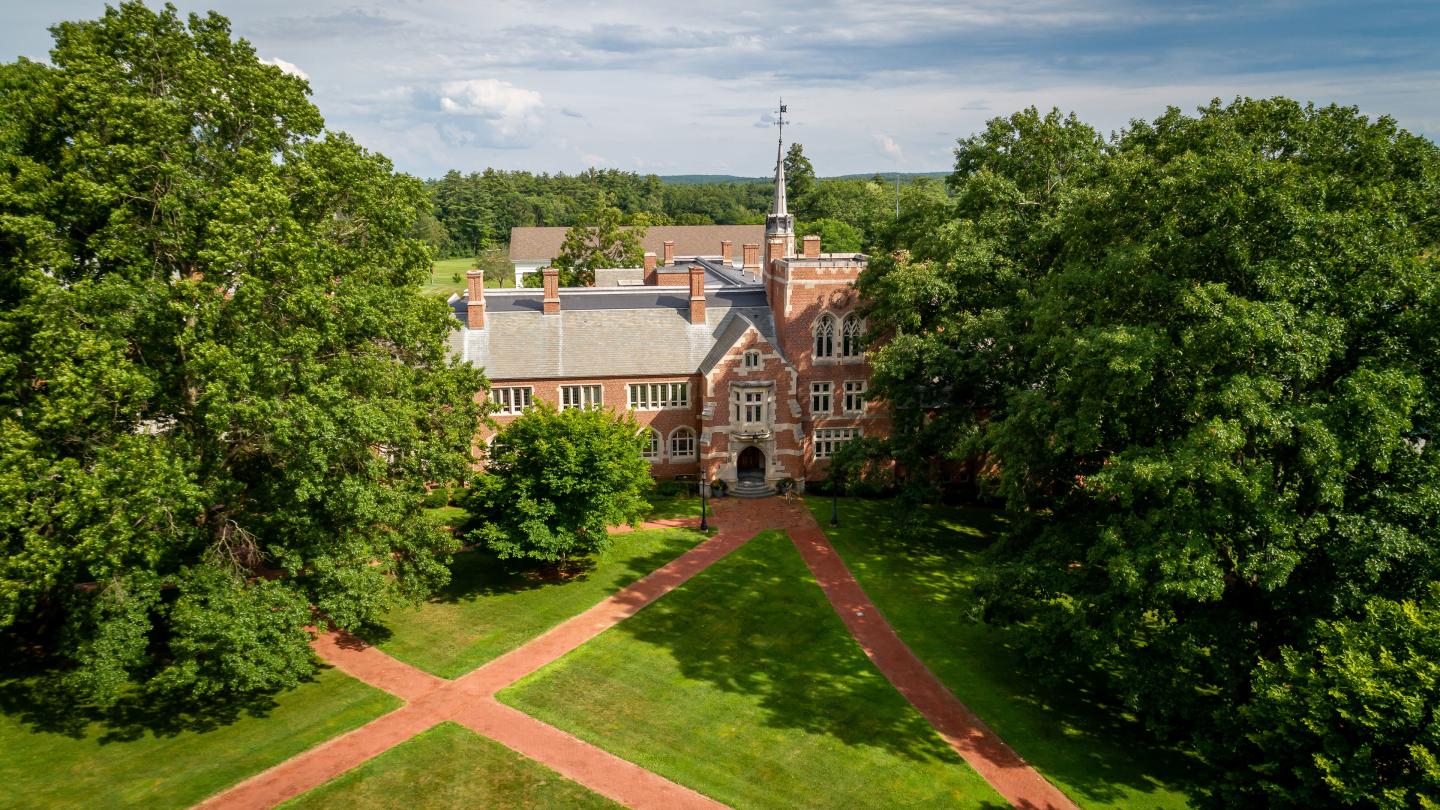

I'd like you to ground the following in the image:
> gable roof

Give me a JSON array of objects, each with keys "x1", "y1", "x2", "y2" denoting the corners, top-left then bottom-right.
[
  {"x1": 508, "y1": 224, "x2": 766, "y2": 263},
  {"x1": 697, "y1": 310, "x2": 787, "y2": 375},
  {"x1": 453, "y1": 287, "x2": 778, "y2": 380}
]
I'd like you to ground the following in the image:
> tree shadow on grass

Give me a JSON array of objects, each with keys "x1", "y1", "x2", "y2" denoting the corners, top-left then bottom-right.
[
  {"x1": 357, "y1": 531, "x2": 700, "y2": 648},
  {"x1": 820, "y1": 497, "x2": 1209, "y2": 807},
  {"x1": 0, "y1": 658, "x2": 326, "y2": 743},
  {"x1": 605, "y1": 530, "x2": 978, "y2": 769}
]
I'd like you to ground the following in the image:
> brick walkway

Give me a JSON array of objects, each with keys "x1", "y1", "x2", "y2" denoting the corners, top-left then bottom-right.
[{"x1": 198, "y1": 498, "x2": 1075, "y2": 810}]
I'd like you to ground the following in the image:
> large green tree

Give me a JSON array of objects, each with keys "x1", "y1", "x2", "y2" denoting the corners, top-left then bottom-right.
[
  {"x1": 465, "y1": 404, "x2": 652, "y2": 562},
  {"x1": 783, "y1": 142, "x2": 817, "y2": 217},
  {"x1": 0, "y1": 3, "x2": 485, "y2": 709},
  {"x1": 860, "y1": 99, "x2": 1440, "y2": 805},
  {"x1": 546, "y1": 194, "x2": 645, "y2": 287}
]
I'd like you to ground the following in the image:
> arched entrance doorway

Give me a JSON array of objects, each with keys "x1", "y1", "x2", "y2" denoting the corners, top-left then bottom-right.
[{"x1": 736, "y1": 446, "x2": 765, "y2": 481}]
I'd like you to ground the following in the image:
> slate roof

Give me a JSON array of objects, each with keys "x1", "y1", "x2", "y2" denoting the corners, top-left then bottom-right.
[
  {"x1": 508, "y1": 225, "x2": 765, "y2": 263},
  {"x1": 451, "y1": 286, "x2": 777, "y2": 380}
]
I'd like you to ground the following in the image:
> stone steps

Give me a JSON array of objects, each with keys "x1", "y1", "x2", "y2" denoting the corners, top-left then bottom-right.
[{"x1": 730, "y1": 478, "x2": 775, "y2": 499}]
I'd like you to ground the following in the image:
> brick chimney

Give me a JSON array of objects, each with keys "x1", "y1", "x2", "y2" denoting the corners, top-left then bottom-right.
[
  {"x1": 688, "y1": 265, "x2": 706, "y2": 324},
  {"x1": 742, "y1": 243, "x2": 760, "y2": 273},
  {"x1": 662, "y1": 240, "x2": 675, "y2": 265},
  {"x1": 542, "y1": 267, "x2": 560, "y2": 315},
  {"x1": 803, "y1": 234, "x2": 821, "y2": 258},
  {"x1": 643, "y1": 251, "x2": 657, "y2": 284},
  {"x1": 466, "y1": 269, "x2": 486, "y2": 328},
  {"x1": 765, "y1": 237, "x2": 785, "y2": 273},
  {"x1": 720, "y1": 240, "x2": 733, "y2": 264}
]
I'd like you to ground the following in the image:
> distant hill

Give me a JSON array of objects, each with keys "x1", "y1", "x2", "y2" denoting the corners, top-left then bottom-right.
[
  {"x1": 829, "y1": 171, "x2": 950, "y2": 182},
  {"x1": 656, "y1": 171, "x2": 949, "y2": 185},
  {"x1": 657, "y1": 174, "x2": 767, "y2": 185}
]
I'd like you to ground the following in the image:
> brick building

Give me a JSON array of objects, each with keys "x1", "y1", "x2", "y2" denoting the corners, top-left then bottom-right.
[{"x1": 451, "y1": 139, "x2": 885, "y2": 495}]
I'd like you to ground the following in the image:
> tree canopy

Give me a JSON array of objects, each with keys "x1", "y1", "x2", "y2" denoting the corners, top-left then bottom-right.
[
  {"x1": 0, "y1": 2, "x2": 485, "y2": 710},
  {"x1": 549, "y1": 195, "x2": 646, "y2": 287},
  {"x1": 859, "y1": 99, "x2": 1440, "y2": 806},
  {"x1": 464, "y1": 404, "x2": 652, "y2": 562},
  {"x1": 784, "y1": 142, "x2": 817, "y2": 208}
]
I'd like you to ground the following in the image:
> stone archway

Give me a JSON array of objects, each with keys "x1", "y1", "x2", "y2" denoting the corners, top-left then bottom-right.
[{"x1": 736, "y1": 445, "x2": 765, "y2": 480}]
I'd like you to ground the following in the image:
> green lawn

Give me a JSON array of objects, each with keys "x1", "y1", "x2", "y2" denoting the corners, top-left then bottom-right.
[
  {"x1": 366, "y1": 528, "x2": 706, "y2": 678},
  {"x1": 500, "y1": 530, "x2": 1008, "y2": 809},
  {"x1": 643, "y1": 493, "x2": 703, "y2": 521},
  {"x1": 425, "y1": 504, "x2": 469, "y2": 528},
  {"x1": 804, "y1": 496, "x2": 1203, "y2": 809},
  {"x1": 0, "y1": 667, "x2": 400, "y2": 809},
  {"x1": 281, "y1": 721, "x2": 620, "y2": 809},
  {"x1": 423, "y1": 257, "x2": 509, "y2": 298}
]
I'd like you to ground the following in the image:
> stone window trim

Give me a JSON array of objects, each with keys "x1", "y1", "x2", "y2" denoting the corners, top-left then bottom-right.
[
  {"x1": 729, "y1": 380, "x2": 773, "y2": 428},
  {"x1": 628, "y1": 381, "x2": 690, "y2": 411},
  {"x1": 841, "y1": 313, "x2": 865, "y2": 358},
  {"x1": 813, "y1": 312, "x2": 836, "y2": 358},
  {"x1": 560, "y1": 384, "x2": 603, "y2": 410},
  {"x1": 641, "y1": 427, "x2": 661, "y2": 462},
  {"x1": 669, "y1": 426, "x2": 696, "y2": 459},
  {"x1": 843, "y1": 380, "x2": 867, "y2": 414},
  {"x1": 743, "y1": 350, "x2": 761, "y2": 368},
  {"x1": 810, "y1": 381, "x2": 832, "y2": 415},
  {"x1": 814, "y1": 426, "x2": 860, "y2": 459},
  {"x1": 490, "y1": 385, "x2": 533, "y2": 415}
]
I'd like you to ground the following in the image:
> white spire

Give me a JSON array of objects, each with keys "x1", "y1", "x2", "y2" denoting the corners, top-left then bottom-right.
[{"x1": 772, "y1": 99, "x2": 788, "y2": 217}]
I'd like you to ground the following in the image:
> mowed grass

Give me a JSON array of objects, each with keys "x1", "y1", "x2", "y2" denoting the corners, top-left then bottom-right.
[
  {"x1": 422, "y1": 257, "x2": 509, "y2": 298},
  {"x1": 366, "y1": 528, "x2": 706, "y2": 678},
  {"x1": 281, "y1": 721, "x2": 620, "y2": 810},
  {"x1": 805, "y1": 496, "x2": 1204, "y2": 809},
  {"x1": 500, "y1": 530, "x2": 1008, "y2": 809},
  {"x1": 0, "y1": 668, "x2": 399, "y2": 809},
  {"x1": 643, "y1": 492, "x2": 703, "y2": 521}
]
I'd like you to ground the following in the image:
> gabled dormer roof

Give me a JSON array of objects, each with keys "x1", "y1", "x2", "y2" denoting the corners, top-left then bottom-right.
[{"x1": 698, "y1": 309, "x2": 789, "y2": 376}]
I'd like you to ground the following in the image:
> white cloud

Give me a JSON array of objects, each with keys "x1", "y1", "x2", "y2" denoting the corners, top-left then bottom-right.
[
  {"x1": 260, "y1": 57, "x2": 308, "y2": 81},
  {"x1": 438, "y1": 79, "x2": 544, "y2": 139},
  {"x1": 876, "y1": 134, "x2": 905, "y2": 161}
]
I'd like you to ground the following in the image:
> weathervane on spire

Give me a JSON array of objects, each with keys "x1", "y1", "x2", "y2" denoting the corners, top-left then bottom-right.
[{"x1": 776, "y1": 99, "x2": 787, "y2": 146}]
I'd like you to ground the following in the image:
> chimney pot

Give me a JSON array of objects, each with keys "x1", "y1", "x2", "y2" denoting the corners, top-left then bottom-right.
[
  {"x1": 466, "y1": 269, "x2": 486, "y2": 328},
  {"x1": 542, "y1": 267, "x2": 560, "y2": 315},
  {"x1": 803, "y1": 234, "x2": 821, "y2": 258},
  {"x1": 688, "y1": 265, "x2": 706, "y2": 324},
  {"x1": 662, "y1": 240, "x2": 675, "y2": 265}
]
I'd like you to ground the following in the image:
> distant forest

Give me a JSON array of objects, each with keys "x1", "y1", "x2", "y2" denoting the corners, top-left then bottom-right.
[{"x1": 415, "y1": 146, "x2": 949, "y2": 258}]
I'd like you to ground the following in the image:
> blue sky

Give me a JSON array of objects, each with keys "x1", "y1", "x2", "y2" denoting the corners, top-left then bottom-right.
[{"x1": 4, "y1": 1, "x2": 1437, "y2": 178}]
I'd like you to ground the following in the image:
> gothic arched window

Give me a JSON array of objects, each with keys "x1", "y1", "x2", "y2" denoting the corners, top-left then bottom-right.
[
  {"x1": 841, "y1": 313, "x2": 863, "y2": 357},
  {"x1": 814, "y1": 314, "x2": 835, "y2": 358},
  {"x1": 641, "y1": 428, "x2": 661, "y2": 461}
]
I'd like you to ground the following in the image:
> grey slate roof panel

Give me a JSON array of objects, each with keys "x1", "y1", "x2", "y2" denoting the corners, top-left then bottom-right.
[{"x1": 458, "y1": 285, "x2": 777, "y2": 380}]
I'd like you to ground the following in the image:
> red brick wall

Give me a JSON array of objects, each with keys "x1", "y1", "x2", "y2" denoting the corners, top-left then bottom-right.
[
  {"x1": 478, "y1": 374, "x2": 704, "y2": 477},
  {"x1": 768, "y1": 256, "x2": 891, "y2": 479}
]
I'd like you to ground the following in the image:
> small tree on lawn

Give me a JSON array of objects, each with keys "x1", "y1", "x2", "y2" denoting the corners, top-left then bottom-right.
[{"x1": 465, "y1": 404, "x2": 652, "y2": 562}]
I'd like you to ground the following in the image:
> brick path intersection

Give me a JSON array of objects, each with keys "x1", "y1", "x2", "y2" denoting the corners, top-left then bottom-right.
[{"x1": 199, "y1": 501, "x2": 1075, "y2": 810}]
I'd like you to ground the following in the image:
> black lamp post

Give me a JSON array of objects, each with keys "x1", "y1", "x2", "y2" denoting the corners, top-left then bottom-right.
[
  {"x1": 699, "y1": 478, "x2": 709, "y2": 532},
  {"x1": 830, "y1": 485, "x2": 839, "y2": 527}
]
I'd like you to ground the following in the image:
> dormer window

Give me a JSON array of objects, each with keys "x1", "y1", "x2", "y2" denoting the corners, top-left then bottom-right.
[{"x1": 814, "y1": 314, "x2": 835, "y2": 358}]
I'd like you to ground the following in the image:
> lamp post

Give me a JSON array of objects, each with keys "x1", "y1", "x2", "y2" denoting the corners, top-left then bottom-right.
[
  {"x1": 699, "y1": 477, "x2": 709, "y2": 532},
  {"x1": 830, "y1": 485, "x2": 839, "y2": 527}
]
